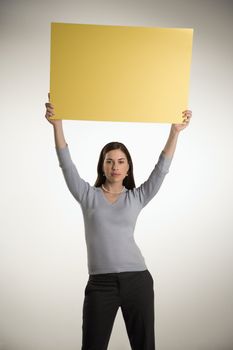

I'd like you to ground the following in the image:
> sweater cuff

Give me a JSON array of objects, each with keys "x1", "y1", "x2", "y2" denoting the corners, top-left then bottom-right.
[
  {"x1": 55, "y1": 143, "x2": 71, "y2": 168},
  {"x1": 158, "y1": 151, "x2": 173, "y2": 173}
]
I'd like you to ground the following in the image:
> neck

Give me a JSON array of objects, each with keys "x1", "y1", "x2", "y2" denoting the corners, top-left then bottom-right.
[{"x1": 102, "y1": 181, "x2": 125, "y2": 194}]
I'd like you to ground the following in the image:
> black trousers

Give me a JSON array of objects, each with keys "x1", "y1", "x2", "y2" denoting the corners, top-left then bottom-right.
[{"x1": 81, "y1": 269, "x2": 155, "y2": 350}]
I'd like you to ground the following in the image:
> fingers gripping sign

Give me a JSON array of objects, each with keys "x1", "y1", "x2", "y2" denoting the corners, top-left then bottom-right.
[
  {"x1": 171, "y1": 109, "x2": 192, "y2": 133},
  {"x1": 45, "y1": 92, "x2": 61, "y2": 126}
]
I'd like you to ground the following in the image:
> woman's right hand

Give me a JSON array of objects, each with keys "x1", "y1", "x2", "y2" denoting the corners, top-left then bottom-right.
[{"x1": 45, "y1": 93, "x2": 62, "y2": 127}]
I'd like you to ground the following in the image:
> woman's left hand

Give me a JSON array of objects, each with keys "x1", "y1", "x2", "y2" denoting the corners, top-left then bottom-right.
[{"x1": 171, "y1": 110, "x2": 192, "y2": 133}]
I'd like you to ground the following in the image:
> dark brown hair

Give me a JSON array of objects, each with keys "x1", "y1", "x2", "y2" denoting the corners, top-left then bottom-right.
[{"x1": 94, "y1": 142, "x2": 136, "y2": 189}]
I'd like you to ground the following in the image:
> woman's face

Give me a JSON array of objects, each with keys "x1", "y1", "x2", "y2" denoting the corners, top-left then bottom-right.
[{"x1": 103, "y1": 149, "x2": 129, "y2": 184}]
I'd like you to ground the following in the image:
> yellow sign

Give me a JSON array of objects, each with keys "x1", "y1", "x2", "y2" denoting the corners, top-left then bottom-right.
[{"x1": 50, "y1": 22, "x2": 193, "y2": 123}]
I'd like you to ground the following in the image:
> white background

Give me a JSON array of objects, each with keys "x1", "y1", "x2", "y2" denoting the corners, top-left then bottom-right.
[{"x1": 1, "y1": 0, "x2": 233, "y2": 349}]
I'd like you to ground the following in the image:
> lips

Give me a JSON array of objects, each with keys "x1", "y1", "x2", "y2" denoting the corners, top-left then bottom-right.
[{"x1": 111, "y1": 173, "x2": 121, "y2": 176}]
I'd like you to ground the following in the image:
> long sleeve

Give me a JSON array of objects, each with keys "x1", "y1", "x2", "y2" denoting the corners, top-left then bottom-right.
[
  {"x1": 55, "y1": 144, "x2": 92, "y2": 205},
  {"x1": 136, "y1": 151, "x2": 173, "y2": 208},
  {"x1": 54, "y1": 146, "x2": 173, "y2": 274}
]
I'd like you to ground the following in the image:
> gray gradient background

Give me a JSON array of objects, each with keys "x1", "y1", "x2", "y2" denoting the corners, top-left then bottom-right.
[{"x1": 1, "y1": 0, "x2": 233, "y2": 349}]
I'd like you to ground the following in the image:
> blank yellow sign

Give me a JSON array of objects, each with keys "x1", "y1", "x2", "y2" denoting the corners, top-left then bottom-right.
[{"x1": 50, "y1": 22, "x2": 193, "y2": 123}]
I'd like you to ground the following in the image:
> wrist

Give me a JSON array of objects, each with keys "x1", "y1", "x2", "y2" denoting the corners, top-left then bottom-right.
[
  {"x1": 53, "y1": 120, "x2": 63, "y2": 130},
  {"x1": 170, "y1": 125, "x2": 180, "y2": 137}
]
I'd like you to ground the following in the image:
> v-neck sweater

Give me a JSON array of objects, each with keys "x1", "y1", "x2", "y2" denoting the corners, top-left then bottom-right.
[{"x1": 56, "y1": 144, "x2": 172, "y2": 275}]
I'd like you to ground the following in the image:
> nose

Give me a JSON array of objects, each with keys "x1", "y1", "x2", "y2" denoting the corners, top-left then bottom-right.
[{"x1": 112, "y1": 163, "x2": 118, "y2": 170}]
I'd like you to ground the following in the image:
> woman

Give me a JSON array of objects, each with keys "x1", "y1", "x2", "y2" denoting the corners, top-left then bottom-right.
[{"x1": 45, "y1": 96, "x2": 192, "y2": 350}]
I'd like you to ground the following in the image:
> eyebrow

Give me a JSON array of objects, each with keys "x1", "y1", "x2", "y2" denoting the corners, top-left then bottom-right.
[{"x1": 105, "y1": 157, "x2": 126, "y2": 160}]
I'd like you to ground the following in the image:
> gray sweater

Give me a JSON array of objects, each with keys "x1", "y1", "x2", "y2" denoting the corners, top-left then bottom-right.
[{"x1": 56, "y1": 144, "x2": 172, "y2": 275}]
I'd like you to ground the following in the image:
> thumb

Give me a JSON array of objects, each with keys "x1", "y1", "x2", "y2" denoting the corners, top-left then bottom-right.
[{"x1": 48, "y1": 92, "x2": 50, "y2": 101}]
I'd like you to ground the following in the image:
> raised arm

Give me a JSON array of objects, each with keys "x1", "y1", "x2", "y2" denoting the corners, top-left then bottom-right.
[
  {"x1": 45, "y1": 92, "x2": 67, "y2": 149},
  {"x1": 44, "y1": 93, "x2": 91, "y2": 205},
  {"x1": 163, "y1": 110, "x2": 192, "y2": 158}
]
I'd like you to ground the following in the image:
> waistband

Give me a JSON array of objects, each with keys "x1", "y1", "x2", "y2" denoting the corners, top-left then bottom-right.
[{"x1": 89, "y1": 269, "x2": 149, "y2": 281}]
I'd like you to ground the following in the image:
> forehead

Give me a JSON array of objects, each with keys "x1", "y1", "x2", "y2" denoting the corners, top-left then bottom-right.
[{"x1": 104, "y1": 149, "x2": 127, "y2": 159}]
